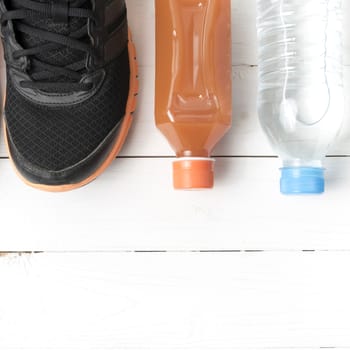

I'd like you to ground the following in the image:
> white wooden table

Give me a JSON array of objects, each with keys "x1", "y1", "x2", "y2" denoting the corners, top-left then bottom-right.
[{"x1": 1, "y1": 1, "x2": 350, "y2": 349}]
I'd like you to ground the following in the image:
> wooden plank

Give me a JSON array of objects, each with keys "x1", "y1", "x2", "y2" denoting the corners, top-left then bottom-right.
[
  {"x1": 0, "y1": 65, "x2": 350, "y2": 158},
  {"x1": 127, "y1": 0, "x2": 350, "y2": 67},
  {"x1": 1, "y1": 1, "x2": 349, "y2": 158},
  {"x1": 0, "y1": 252, "x2": 349, "y2": 349},
  {"x1": 124, "y1": 0, "x2": 350, "y2": 156},
  {"x1": 0, "y1": 157, "x2": 350, "y2": 251}
]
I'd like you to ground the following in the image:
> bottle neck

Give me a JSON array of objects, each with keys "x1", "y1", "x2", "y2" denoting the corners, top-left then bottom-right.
[
  {"x1": 176, "y1": 150, "x2": 211, "y2": 158},
  {"x1": 282, "y1": 159, "x2": 323, "y2": 169}
]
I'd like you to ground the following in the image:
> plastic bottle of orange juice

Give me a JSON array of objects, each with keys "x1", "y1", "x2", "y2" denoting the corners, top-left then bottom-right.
[{"x1": 155, "y1": 0, "x2": 232, "y2": 189}]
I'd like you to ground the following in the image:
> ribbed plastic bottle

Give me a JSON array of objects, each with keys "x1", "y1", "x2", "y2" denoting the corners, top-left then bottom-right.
[
  {"x1": 256, "y1": 0, "x2": 344, "y2": 194},
  {"x1": 155, "y1": 0, "x2": 232, "y2": 189}
]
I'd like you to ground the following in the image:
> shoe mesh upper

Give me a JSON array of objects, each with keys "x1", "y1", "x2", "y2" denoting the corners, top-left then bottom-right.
[{"x1": 5, "y1": 48, "x2": 130, "y2": 171}]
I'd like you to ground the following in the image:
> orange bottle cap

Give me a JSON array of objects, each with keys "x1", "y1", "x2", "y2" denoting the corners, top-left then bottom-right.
[{"x1": 173, "y1": 158, "x2": 215, "y2": 190}]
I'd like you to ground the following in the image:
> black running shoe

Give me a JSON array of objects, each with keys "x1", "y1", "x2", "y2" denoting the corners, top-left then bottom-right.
[{"x1": 0, "y1": 0, "x2": 138, "y2": 191}]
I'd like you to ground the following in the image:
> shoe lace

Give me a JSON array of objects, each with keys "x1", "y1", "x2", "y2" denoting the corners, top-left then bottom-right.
[{"x1": 1, "y1": 0, "x2": 95, "y2": 93}]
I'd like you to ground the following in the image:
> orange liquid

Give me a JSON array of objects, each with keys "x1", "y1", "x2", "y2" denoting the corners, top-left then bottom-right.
[
  {"x1": 155, "y1": 0, "x2": 232, "y2": 157},
  {"x1": 155, "y1": 0, "x2": 232, "y2": 188}
]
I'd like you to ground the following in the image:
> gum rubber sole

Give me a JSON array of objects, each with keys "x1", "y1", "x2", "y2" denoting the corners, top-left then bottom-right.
[{"x1": 2, "y1": 29, "x2": 139, "y2": 192}]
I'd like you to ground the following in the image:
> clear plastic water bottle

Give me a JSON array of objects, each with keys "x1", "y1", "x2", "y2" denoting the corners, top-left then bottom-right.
[{"x1": 256, "y1": 0, "x2": 344, "y2": 194}]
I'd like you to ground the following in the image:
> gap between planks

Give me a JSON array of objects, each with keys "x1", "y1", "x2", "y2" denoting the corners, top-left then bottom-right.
[{"x1": 2, "y1": 250, "x2": 350, "y2": 255}]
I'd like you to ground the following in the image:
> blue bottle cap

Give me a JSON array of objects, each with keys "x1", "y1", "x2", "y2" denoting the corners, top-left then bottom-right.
[{"x1": 280, "y1": 167, "x2": 325, "y2": 195}]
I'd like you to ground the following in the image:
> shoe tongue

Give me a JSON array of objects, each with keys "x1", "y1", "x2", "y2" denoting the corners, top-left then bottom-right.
[{"x1": 11, "y1": 0, "x2": 90, "y2": 81}]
